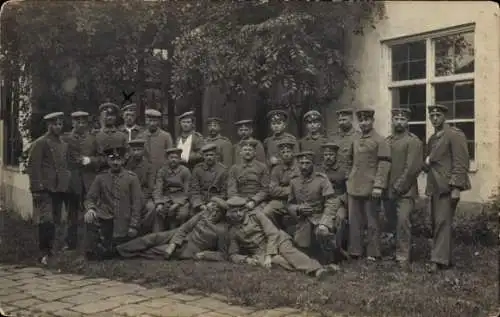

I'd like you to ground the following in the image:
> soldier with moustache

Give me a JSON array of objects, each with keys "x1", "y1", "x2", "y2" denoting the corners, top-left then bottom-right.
[
  {"x1": 331, "y1": 108, "x2": 360, "y2": 178},
  {"x1": 263, "y1": 110, "x2": 298, "y2": 170},
  {"x1": 176, "y1": 111, "x2": 205, "y2": 170},
  {"x1": 299, "y1": 110, "x2": 328, "y2": 166},
  {"x1": 233, "y1": 119, "x2": 266, "y2": 165},
  {"x1": 204, "y1": 117, "x2": 233, "y2": 167},
  {"x1": 119, "y1": 103, "x2": 143, "y2": 142}
]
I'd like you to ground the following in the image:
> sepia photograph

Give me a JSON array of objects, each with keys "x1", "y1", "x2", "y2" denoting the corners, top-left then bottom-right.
[{"x1": 0, "y1": 1, "x2": 498, "y2": 316}]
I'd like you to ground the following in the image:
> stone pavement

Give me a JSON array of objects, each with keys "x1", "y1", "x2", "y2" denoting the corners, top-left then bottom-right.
[{"x1": 0, "y1": 264, "x2": 320, "y2": 317}]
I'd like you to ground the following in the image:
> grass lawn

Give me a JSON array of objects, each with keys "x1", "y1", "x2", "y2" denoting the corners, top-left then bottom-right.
[{"x1": 0, "y1": 210, "x2": 498, "y2": 317}]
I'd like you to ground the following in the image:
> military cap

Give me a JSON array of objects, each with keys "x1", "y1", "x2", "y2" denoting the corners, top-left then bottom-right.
[
  {"x1": 391, "y1": 108, "x2": 412, "y2": 118},
  {"x1": 43, "y1": 112, "x2": 64, "y2": 121},
  {"x1": 234, "y1": 119, "x2": 253, "y2": 126},
  {"x1": 145, "y1": 108, "x2": 162, "y2": 117},
  {"x1": 103, "y1": 146, "x2": 127, "y2": 157},
  {"x1": 295, "y1": 151, "x2": 315, "y2": 161},
  {"x1": 165, "y1": 147, "x2": 183, "y2": 156},
  {"x1": 201, "y1": 143, "x2": 218, "y2": 153},
  {"x1": 240, "y1": 139, "x2": 258, "y2": 149},
  {"x1": 267, "y1": 109, "x2": 288, "y2": 122},
  {"x1": 356, "y1": 108, "x2": 375, "y2": 118},
  {"x1": 99, "y1": 102, "x2": 120, "y2": 114},
  {"x1": 128, "y1": 139, "x2": 146, "y2": 147},
  {"x1": 226, "y1": 196, "x2": 247, "y2": 208},
  {"x1": 336, "y1": 108, "x2": 355, "y2": 116},
  {"x1": 303, "y1": 110, "x2": 322, "y2": 122},
  {"x1": 321, "y1": 142, "x2": 339, "y2": 151},
  {"x1": 428, "y1": 104, "x2": 448, "y2": 114},
  {"x1": 178, "y1": 111, "x2": 195, "y2": 120},
  {"x1": 70, "y1": 111, "x2": 89, "y2": 118},
  {"x1": 210, "y1": 197, "x2": 229, "y2": 211},
  {"x1": 207, "y1": 117, "x2": 223, "y2": 124},
  {"x1": 122, "y1": 103, "x2": 137, "y2": 113},
  {"x1": 277, "y1": 139, "x2": 296, "y2": 149}
]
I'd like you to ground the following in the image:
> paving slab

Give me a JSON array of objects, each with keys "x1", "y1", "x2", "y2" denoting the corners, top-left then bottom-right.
[
  {"x1": 148, "y1": 302, "x2": 210, "y2": 317},
  {"x1": 31, "y1": 300, "x2": 75, "y2": 313},
  {"x1": 136, "y1": 288, "x2": 175, "y2": 299},
  {"x1": 141, "y1": 296, "x2": 182, "y2": 308},
  {"x1": 247, "y1": 309, "x2": 292, "y2": 317},
  {"x1": 103, "y1": 294, "x2": 149, "y2": 305},
  {"x1": 70, "y1": 298, "x2": 125, "y2": 314},
  {"x1": 0, "y1": 291, "x2": 32, "y2": 303},
  {"x1": 113, "y1": 304, "x2": 161, "y2": 316},
  {"x1": 9, "y1": 297, "x2": 45, "y2": 309},
  {"x1": 31, "y1": 288, "x2": 84, "y2": 302},
  {"x1": 168, "y1": 292, "x2": 204, "y2": 302},
  {"x1": 52, "y1": 309, "x2": 85, "y2": 317},
  {"x1": 61, "y1": 292, "x2": 107, "y2": 305}
]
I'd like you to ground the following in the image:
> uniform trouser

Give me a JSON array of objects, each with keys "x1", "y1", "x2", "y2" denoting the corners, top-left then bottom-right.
[
  {"x1": 348, "y1": 195, "x2": 381, "y2": 258},
  {"x1": 64, "y1": 193, "x2": 84, "y2": 249},
  {"x1": 262, "y1": 200, "x2": 288, "y2": 226},
  {"x1": 430, "y1": 194, "x2": 457, "y2": 266},
  {"x1": 116, "y1": 229, "x2": 176, "y2": 259},
  {"x1": 32, "y1": 192, "x2": 65, "y2": 254},
  {"x1": 140, "y1": 199, "x2": 156, "y2": 234},
  {"x1": 384, "y1": 197, "x2": 414, "y2": 261},
  {"x1": 84, "y1": 217, "x2": 133, "y2": 260}
]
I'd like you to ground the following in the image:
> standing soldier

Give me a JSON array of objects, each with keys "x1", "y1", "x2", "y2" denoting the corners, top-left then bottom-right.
[
  {"x1": 346, "y1": 108, "x2": 391, "y2": 261},
  {"x1": 204, "y1": 117, "x2": 233, "y2": 167},
  {"x1": 120, "y1": 103, "x2": 143, "y2": 142},
  {"x1": 332, "y1": 108, "x2": 360, "y2": 177},
  {"x1": 176, "y1": 111, "x2": 205, "y2": 170},
  {"x1": 138, "y1": 109, "x2": 174, "y2": 179},
  {"x1": 424, "y1": 104, "x2": 470, "y2": 273},
  {"x1": 233, "y1": 119, "x2": 266, "y2": 164},
  {"x1": 299, "y1": 110, "x2": 327, "y2": 166},
  {"x1": 61, "y1": 111, "x2": 94, "y2": 250},
  {"x1": 28, "y1": 112, "x2": 71, "y2": 264},
  {"x1": 83, "y1": 145, "x2": 142, "y2": 260},
  {"x1": 153, "y1": 148, "x2": 192, "y2": 231},
  {"x1": 125, "y1": 139, "x2": 156, "y2": 233},
  {"x1": 384, "y1": 108, "x2": 423, "y2": 269},
  {"x1": 190, "y1": 143, "x2": 228, "y2": 213},
  {"x1": 228, "y1": 139, "x2": 270, "y2": 213},
  {"x1": 263, "y1": 110, "x2": 298, "y2": 169},
  {"x1": 94, "y1": 102, "x2": 128, "y2": 161}
]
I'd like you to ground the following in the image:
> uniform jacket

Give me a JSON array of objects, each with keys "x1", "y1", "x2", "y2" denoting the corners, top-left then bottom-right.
[
  {"x1": 28, "y1": 133, "x2": 71, "y2": 193},
  {"x1": 176, "y1": 131, "x2": 205, "y2": 166},
  {"x1": 386, "y1": 131, "x2": 423, "y2": 198},
  {"x1": 299, "y1": 134, "x2": 328, "y2": 166},
  {"x1": 61, "y1": 130, "x2": 96, "y2": 195},
  {"x1": 125, "y1": 156, "x2": 155, "y2": 200},
  {"x1": 425, "y1": 124, "x2": 471, "y2": 196},
  {"x1": 84, "y1": 168, "x2": 143, "y2": 237},
  {"x1": 331, "y1": 127, "x2": 360, "y2": 177},
  {"x1": 317, "y1": 163, "x2": 347, "y2": 203},
  {"x1": 227, "y1": 160, "x2": 270, "y2": 205},
  {"x1": 190, "y1": 162, "x2": 228, "y2": 208},
  {"x1": 153, "y1": 164, "x2": 191, "y2": 205},
  {"x1": 346, "y1": 129, "x2": 391, "y2": 197},
  {"x1": 119, "y1": 124, "x2": 144, "y2": 142},
  {"x1": 204, "y1": 135, "x2": 233, "y2": 167},
  {"x1": 137, "y1": 128, "x2": 174, "y2": 177},
  {"x1": 268, "y1": 161, "x2": 301, "y2": 201},
  {"x1": 264, "y1": 132, "x2": 298, "y2": 166},
  {"x1": 233, "y1": 138, "x2": 266, "y2": 165}
]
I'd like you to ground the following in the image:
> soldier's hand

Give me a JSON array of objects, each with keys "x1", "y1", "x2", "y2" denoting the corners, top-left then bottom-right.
[
  {"x1": 81, "y1": 156, "x2": 91, "y2": 166},
  {"x1": 371, "y1": 188, "x2": 382, "y2": 199},
  {"x1": 245, "y1": 200, "x2": 256, "y2": 210},
  {"x1": 128, "y1": 228, "x2": 138, "y2": 238},
  {"x1": 269, "y1": 156, "x2": 279, "y2": 166},
  {"x1": 84, "y1": 209, "x2": 97, "y2": 223},
  {"x1": 315, "y1": 224, "x2": 330, "y2": 236},
  {"x1": 299, "y1": 204, "x2": 313, "y2": 216},
  {"x1": 425, "y1": 156, "x2": 430, "y2": 166},
  {"x1": 245, "y1": 257, "x2": 259, "y2": 266},
  {"x1": 451, "y1": 188, "x2": 461, "y2": 201},
  {"x1": 262, "y1": 255, "x2": 272, "y2": 269},
  {"x1": 164, "y1": 243, "x2": 176, "y2": 259},
  {"x1": 193, "y1": 251, "x2": 207, "y2": 261},
  {"x1": 199, "y1": 204, "x2": 208, "y2": 212}
]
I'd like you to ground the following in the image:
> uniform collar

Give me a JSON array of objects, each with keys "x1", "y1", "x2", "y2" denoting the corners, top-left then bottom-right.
[
  {"x1": 322, "y1": 162, "x2": 339, "y2": 171},
  {"x1": 360, "y1": 129, "x2": 374, "y2": 139},
  {"x1": 306, "y1": 133, "x2": 323, "y2": 140},
  {"x1": 202, "y1": 162, "x2": 216, "y2": 171},
  {"x1": 338, "y1": 126, "x2": 355, "y2": 137},
  {"x1": 206, "y1": 134, "x2": 221, "y2": 141},
  {"x1": 102, "y1": 126, "x2": 117, "y2": 133},
  {"x1": 166, "y1": 164, "x2": 182, "y2": 174},
  {"x1": 108, "y1": 167, "x2": 125, "y2": 176},
  {"x1": 242, "y1": 160, "x2": 256, "y2": 168},
  {"x1": 123, "y1": 124, "x2": 140, "y2": 131}
]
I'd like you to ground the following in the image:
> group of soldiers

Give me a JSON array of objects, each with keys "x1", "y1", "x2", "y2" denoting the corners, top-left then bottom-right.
[{"x1": 27, "y1": 101, "x2": 471, "y2": 277}]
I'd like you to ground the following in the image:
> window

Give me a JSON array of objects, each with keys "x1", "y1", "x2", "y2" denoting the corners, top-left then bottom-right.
[{"x1": 387, "y1": 25, "x2": 475, "y2": 161}]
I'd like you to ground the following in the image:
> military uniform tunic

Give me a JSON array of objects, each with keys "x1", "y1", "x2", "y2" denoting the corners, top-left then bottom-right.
[
  {"x1": 119, "y1": 125, "x2": 144, "y2": 142},
  {"x1": 190, "y1": 162, "x2": 228, "y2": 209},
  {"x1": 137, "y1": 128, "x2": 174, "y2": 178},
  {"x1": 227, "y1": 160, "x2": 270, "y2": 206},
  {"x1": 94, "y1": 127, "x2": 128, "y2": 164},
  {"x1": 125, "y1": 156, "x2": 156, "y2": 229},
  {"x1": 262, "y1": 162, "x2": 301, "y2": 221},
  {"x1": 331, "y1": 127, "x2": 359, "y2": 177},
  {"x1": 299, "y1": 134, "x2": 328, "y2": 166},
  {"x1": 204, "y1": 135, "x2": 233, "y2": 167},
  {"x1": 264, "y1": 132, "x2": 298, "y2": 166},
  {"x1": 233, "y1": 138, "x2": 266, "y2": 165},
  {"x1": 176, "y1": 131, "x2": 205, "y2": 169}
]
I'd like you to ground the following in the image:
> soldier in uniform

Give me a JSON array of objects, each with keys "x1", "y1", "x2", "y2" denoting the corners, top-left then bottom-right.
[
  {"x1": 137, "y1": 109, "x2": 174, "y2": 179},
  {"x1": 28, "y1": 112, "x2": 71, "y2": 264},
  {"x1": 233, "y1": 119, "x2": 266, "y2": 164},
  {"x1": 204, "y1": 117, "x2": 233, "y2": 167},
  {"x1": 299, "y1": 110, "x2": 327, "y2": 166},
  {"x1": 176, "y1": 111, "x2": 205, "y2": 170},
  {"x1": 190, "y1": 143, "x2": 228, "y2": 213},
  {"x1": 227, "y1": 139, "x2": 270, "y2": 213},
  {"x1": 331, "y1": 108, "x2": 360, "y2": 177},
  {"x1": 83, "y1": 145, "x2": 143, "y2": 260},
  {"x1": 125, "y1": 139, "x2": 156, "y2": 233},
  {"x1": 383, "y1": 108, "x2": 423, "y2": 269},
  {"x1": 287, "y1": 151, "x2": 338, "y2": 259},
  {"x1": 346, "y1": 108, "x2": 391, "y2": 261},
  {"x1": 424, "y1": 104, "x2": 471, "y2": 273},
  {"x1": 225, "y1": 196, "x2": 332, "y2": 279},
  {"x1": 116, "y1": 197, "x2": 229, "y2": 261},
  {"x1": 61, "y1": 111, "x2": 94, "y2": 250},
  {"x1": 119, "y1": 103, "x2": 143, "y2": 142},
  {"x1": 153, "y1": 148, "x2": 192, "y2": 231},
  {"x1": 263, "y1": 110, "x2": 298, "y2": 169},
  {"x1": 261, "y1": 139, "x2": 300, "y2": 227}
]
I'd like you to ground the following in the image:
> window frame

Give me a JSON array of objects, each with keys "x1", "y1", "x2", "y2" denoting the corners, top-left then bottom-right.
[{"x1": 383, "y1": 23, "x2": 477, "y2": 171}]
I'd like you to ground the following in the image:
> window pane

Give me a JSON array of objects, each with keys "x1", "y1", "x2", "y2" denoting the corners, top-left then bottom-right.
[
  {"x1": 391, "y1": 40, "x2": 426, "y2": 81},
  {"x1": 434, "y1": 31, "x2": 474, "y2": 76},
  {"x1": 391, "y1": 85, "x2": 426, "y2": 121},
  {"x1": 408, "y1": 123, "x2": 427, "y2": 144},
  {"x1": 434, "y1": 81, "x2": 474, "y2": 120},
  {"x1": 455, "y1": 101, "x2": 474, "y2": 119}
]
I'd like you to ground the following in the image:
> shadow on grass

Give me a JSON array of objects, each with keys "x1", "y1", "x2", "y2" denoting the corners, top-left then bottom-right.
[{"x1": 0, "y1": 210, "x2": 498, "y2": 317}]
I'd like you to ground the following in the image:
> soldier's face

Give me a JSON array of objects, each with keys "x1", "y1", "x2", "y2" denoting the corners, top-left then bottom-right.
[
  {"x1": 123, "y1": 112, "x2": 136, "y2": 126},
  {"x1": 358, "y1": 117, "x2": 374, "y2": 134},
  {"x1": 146, "y1": 117, "x2": 160, "y2": 130},
  {"x1": 270, "y1": 121, "x2": 285, "y2": 134},
  {"x1": 298, "y1": 157, "x2": 314, "y2": 174},
  {"x1": 130, "y1": 146, "x2": 144, "y2": 158},
  {"x1": 237, "y1": 126, "x2": 252, "y2": 139},
  {"x1": 207, "y1": 122, "x2": 221, "y2": 136},
  {"x1": 279, "y1": 146, "x2": 294, "y2": 162},
  {"x1": 203, "y1": 150, "x2": 217, "y2": 165},
  {"x1": 337, "y1": 115, "x2": 353, "y2": 131},
  {"x1": 429, "y1": 112, "x2": 445, "y2": 128},
  {"x1": 323, "y1": 149, "x2": 337, "y2": 165},
  {"x1": 180, "y1": 118, "x2": 194, "y2": 132},
  {"x1": 49, "y1": 118, "x2": 64, "y2": 135},
  {"x1": 104, "y1": 112, "x2": 117, "y2": 126},
  {"x1": 208, "y1": 204, "x2": 224, "y2": 222},
  {"x1": 240, "y1": 145, "x2": 255, "y2": 160},
  {"x1": 392, "y1": 115, "x2": 408, "y2": 132},
  {"x1": 72, "y1": 118, "x2": 88, "y2": 133},
  {"x1": 228, "y1": 207, "x2": 245, "y2": 224},
  {"x1": 167, "y1": 153, "x2": 180, "y2": 167},
  {"x1": 306, "y1": 120, "x2": 321, "y2": 133},
  {"x1": 107, "y1": 155, "x2": 124, "y2": 171}
]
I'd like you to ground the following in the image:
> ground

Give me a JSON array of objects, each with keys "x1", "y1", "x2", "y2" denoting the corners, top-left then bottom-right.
[{"x1": 0, "y1": 210, "x2": 498, "y2": 317}]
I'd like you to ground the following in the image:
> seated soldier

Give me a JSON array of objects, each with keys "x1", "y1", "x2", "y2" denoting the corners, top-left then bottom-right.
[
  {"x1": 153, "y1": 148, "x2": 192, "y2": 231},
  {"x1": 262, "y1": 139, "x2": 300, "y2": 227},
  {"x1": 225, "y1": 196, "x2": 335, "y2": 279},
  {"x1": 190, "y1": 143, "x2": 228, "y2": 213},
  {"x1": 288, "y1": 151, "x2": 338, "y2": 261},
  {"x1": 83, "y1": 145, "x2": 143, "y2": 260},
  {"x1": 116, "y1": 197, "x2": 229, "y2": 261},
  {"x1": 227, "y1": 139, "x2": 270, "y2": 213},
  {"x1": 125, "y1": 139, "x2": 156, "y2": 234}
]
